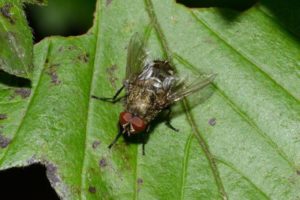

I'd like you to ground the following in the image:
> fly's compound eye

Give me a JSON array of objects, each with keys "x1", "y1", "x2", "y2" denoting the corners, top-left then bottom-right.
[
  {"x1": 119, "y1": 112, "x2": 132, "y2": 126},
  {"x1": 131, "y1": 116, "x2": 146, "y2": 133}
]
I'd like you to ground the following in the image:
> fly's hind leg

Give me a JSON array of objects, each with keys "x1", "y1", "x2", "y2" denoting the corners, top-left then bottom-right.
[
  {"x1": 165, "y1": 107, "x2": 179, "y2": 132},
  {"x1": 92, "y1": 85, "x2": 125, "y2": 103}
]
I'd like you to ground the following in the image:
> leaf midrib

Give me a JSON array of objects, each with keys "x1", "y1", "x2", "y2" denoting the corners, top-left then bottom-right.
[
  {"x1": 79, "y1": 1, "x2": 100, "y2": 200},
  {"x1": 144, "y1": 0, "x2": 228, "y2": 199}
]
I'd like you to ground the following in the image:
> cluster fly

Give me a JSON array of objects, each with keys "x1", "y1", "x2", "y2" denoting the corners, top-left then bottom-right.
[{"x1": 92, "y1": 33, "x2": 216, "y2": 154}]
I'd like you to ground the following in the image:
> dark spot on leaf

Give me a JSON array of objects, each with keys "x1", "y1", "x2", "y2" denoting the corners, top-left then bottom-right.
[
  {"x1": 88, "y1": 186, "x2": 96, "y2": 194},
  {"x1": 14, "y1": 88, "x2": 31, "y2": 99},
  {"x1": 68, "y1": 45, "x2": 77, "y2": 51},
  {"x1": 106, "y1": 64, "x2": 118, "y2": 88},
  {"x1": 45, "y1": 163, "x2": 60, "y2": 185},
  {"x1": 0, "y1": 114, "x2": 7, "y2": 120},
  {"x1": 77, "y1": 53, "x2": 89, "y2": 63},
  {"x1": 92, "y1": 140, "x2": 100, "y2": 149},
  {"x1": 58, "y1": 46, "x2": 64, "y2": 52},
  {"x1": 208, "y1": 118, "x2": 216, "y2": 126},
  {"x1": 51, "y1": 63, "x2": 60, "y2": 67},
  {"x1": 0, "y1": 133, "x2": 11, "y2": 148},
  {"x1": 0, "y1": 3, "x2": 15, "y2": 24},
  {"x1": 47, "y1": 65, "x2": 61, "y2": 85},
  {"x1": 45, "y1": 58, "x2": 49, "y2": 63},
  {"x1": 106, "y1": 0, "x2": 112, "y2": 6},
  {"x1": 137, "y1": 178, "x2": 143, "y2": 185},
  {"x1": 137, "y1": 178, "x2": 143, "y2": 192},
  {"x1": 297, "y1": 170, "x2": 300, "y2": 175},
  {"x1": 99, "y1": 158, "x2": 107, "y2": 168},
  {"x1": 49, "y1": 73, "x2": 60, "y2": 84}
]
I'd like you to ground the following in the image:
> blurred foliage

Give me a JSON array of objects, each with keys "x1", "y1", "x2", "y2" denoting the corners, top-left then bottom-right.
[
  {"x1": 25, "y1": 0, "x2": 96, "y2": 42},
  {"x1": 177, "y1": 0, "x2": 258, "y2": 10},
  {"x1": 25, "y1": 0, "x2": 300, "y2": 43}
]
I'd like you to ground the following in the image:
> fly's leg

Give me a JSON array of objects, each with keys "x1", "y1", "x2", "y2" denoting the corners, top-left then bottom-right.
[
  {"x1": 142, "y1": 143, "x2": 146, "y2": 156},
  {"x1": 92, "y1": 85, "x2": 124, "y2": 103},
  {"x1": 142, "y1": 126, "x2": 151, "y2": 155},
  {"x1": 165, "y1": 107, "x2": 179, "y2": 132},
  {"x1": 108, "y1": 129, "x2": 122, "y2": 149}
]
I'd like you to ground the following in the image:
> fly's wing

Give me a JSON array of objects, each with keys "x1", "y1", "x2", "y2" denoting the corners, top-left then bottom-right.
[
  {"x1": 126, "y1": 33, "x2": 147, "y2": 80},
  {"x1": 168, "y1": 74, "x2": 216, "y2": 102}
]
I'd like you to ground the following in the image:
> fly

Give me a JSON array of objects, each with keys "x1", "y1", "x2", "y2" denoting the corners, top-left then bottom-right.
[{"x1": 92, "y1": 33, "x2": 216, "y2": 154}]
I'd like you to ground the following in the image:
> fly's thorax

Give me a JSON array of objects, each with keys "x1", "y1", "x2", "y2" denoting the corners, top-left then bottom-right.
[{"x1": 125, "y1": 80, "x2": 168, "y2": 123}]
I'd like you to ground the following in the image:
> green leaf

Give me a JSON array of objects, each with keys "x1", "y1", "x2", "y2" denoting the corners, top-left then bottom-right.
[
  {"x1": 0, "y1": 0, "x2": 45, "y2": 78},
  {"x1": 0, "y1": 0, "x2": 299, "y2": 199}
]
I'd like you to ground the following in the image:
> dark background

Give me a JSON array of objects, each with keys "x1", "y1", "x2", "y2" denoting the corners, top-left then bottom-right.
[{"x1": 0, "y1": 0, "x2": 299, "y2": 199}]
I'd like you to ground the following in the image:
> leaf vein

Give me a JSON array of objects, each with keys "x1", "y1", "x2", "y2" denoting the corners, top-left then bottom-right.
[
  {"x1": 173, "y1": 53, "x2": 296, "y2": 170},
  {"x1": 180, "y1": 133, "x2": 193, "y2": 200},
  {"x1": 190, "y1": 11, "x2": 299, "y2": 103},
  {"x1": 144, "y1": 0, "x2": 228, "y2": 199},
  {"x1": 216, "y1": 158, "x2": 270, "y2": 199},
  {"x1": 79, "y1": 1, "x2": 101, "y2": 199}
]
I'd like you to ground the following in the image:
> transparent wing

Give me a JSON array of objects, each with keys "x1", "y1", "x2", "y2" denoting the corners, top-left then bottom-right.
[
  {"x1": 168, "y1": 74, "x2": 216, "y2": 102},
  {"x1": 126, "y1": 33, "x2": 147, "y2": 80}
]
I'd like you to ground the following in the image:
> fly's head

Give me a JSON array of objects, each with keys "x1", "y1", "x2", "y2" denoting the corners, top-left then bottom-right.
[{"x1": 119, "y1": 111, "x2": 146, "y2": 136}]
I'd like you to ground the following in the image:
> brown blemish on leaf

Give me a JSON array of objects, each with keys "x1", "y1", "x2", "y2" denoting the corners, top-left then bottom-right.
[
  {"x1": 99, "y1": 158, "x2": 107, "y2": 168},
  {"x1": 106, "y1": 0, "x2": 112, "y2": 6},
  {"x1": 92, "y1": 140, "x2": 100, "y2": 149},
  {"x1": 0, "y1": 114, "x2": 7, "y2": 120},
  {"x1": 137, "y1": 178, "x2": 143, "y2": 192},
  {"x1": 208, "y1": 118, "x2": 216, "y2": 126},
  {"x1": 58, "y1": 46, "x2": 64, "y2": 52},
  {"x1": 297, "y1": 170, "x2": 300, "y2": 175},
  {"x1": 0, "y1": 133, "x2": 11, "y2": 148},
  {"x1": 46, "y1": 162, "x2": 60, "y2": 185},
  {"x1": 106, "y1": 64, "x2": 118, "y2": 88},
  {"x1": 0, "y1": 3, "x2": 15, "y2": 24},
  {"x1": 47, "y1": 64, "x2": 61, "y2": 85},
  {"x1": 14, "y1": 88, "x2": 31, "y2": 99},
  {"x1": 88, "y1": 186, "x2": 96, "y2": 194},
  {"x1": 58, "y1": 45, "x2": 77, "y2": 52},
  {"x1": 68, "y1": 45, "x2": 77, "y2": 51},
  {"x1": 77, "y1": 53, "x2": 89, "y2": 63},
  {"x1": 137, "y1": 178, "x2": 143, "y2": 185},
  {"x1": 51, "y1": 63, "x2": 60, "y2": 67},
  {"x1": 49, "y1": 72, "x2": 60, "y2": 84}
]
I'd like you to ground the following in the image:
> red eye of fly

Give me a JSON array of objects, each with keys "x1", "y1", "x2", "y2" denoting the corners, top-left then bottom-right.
[
  {"x1": 131, "y1": 116, "x2": 146, "y2": 133},
  {"x1": 119, "y1": 112, "x2": 132, "y2": 126}
]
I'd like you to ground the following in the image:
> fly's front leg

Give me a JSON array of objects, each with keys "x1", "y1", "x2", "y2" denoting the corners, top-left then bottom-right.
[
  {"x1": 108, "y1": 128, "x2": 122, "y2": 149},
  {"x1": 165, "y1": 107, "x2": 179, "y2": 132},
  {"x1": 92, "y1": 85, "x2": 125, "y2": 103},
  {"x1": 142, "y1": 125, "x2": 151, "y2": 155}
]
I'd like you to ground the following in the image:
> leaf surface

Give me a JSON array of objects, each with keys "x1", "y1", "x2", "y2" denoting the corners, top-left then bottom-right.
[
  {"x1": 0, "y1": 0, "x2": 45, "y2": 78},
  {"x1": 0, "y1": 0, "x2": 299, "y2": 199}
]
